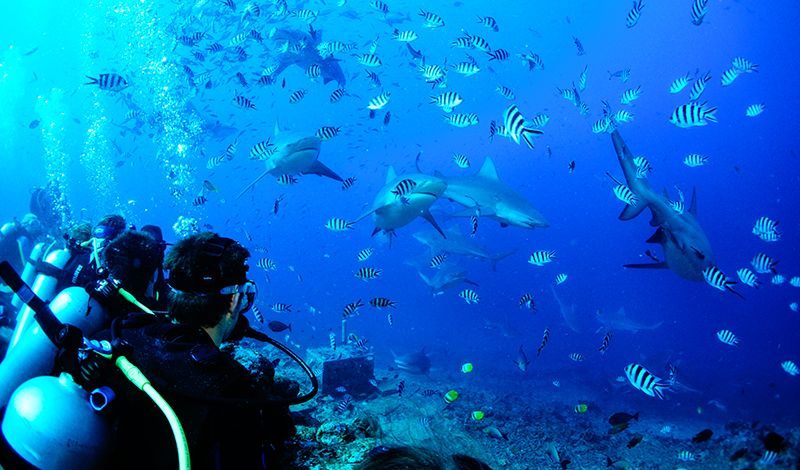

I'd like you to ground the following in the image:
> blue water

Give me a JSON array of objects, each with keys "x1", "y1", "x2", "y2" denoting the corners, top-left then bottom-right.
[{"x1": 2, "y1": 0, "x2": 799, "y2": 434}]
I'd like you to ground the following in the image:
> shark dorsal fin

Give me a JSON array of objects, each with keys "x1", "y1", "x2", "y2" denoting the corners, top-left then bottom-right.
[
  {"x1": 273, "y1": 121, "x2": 282, "y2": 136},
  {"x1": 385, "y1": 166, "x2": 397, "y2": 184},
  {"x1": 477, "y1": 158, "x2": 499, "y2": 180},
  {"x1": 689, "y1": 187, "x2": 698, "y2": 215}
]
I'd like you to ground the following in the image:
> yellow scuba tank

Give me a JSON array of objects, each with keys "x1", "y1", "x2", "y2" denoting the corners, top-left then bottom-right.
[
  {"x1": 8, "y1": 247, "x2": 71, "y2": 352},
  {"x1": 11, "y1": 242, "x2": 45, "y2": 310},
  {"x1": 2, "y1": 373, "x2": 110, "y2": 469}
]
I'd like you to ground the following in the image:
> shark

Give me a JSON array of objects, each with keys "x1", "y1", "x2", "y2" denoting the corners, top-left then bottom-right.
[
  {"x1": 355, "y1": 167, "x2": 447, "y2": 238},
  {"x1": 413, "y1": 226, "x2": 514, "y2": 270},
  {"x1": 392, "y1": 349, "x2": 432, "y2": 375},
  {"x1": 417, "y1": 264, "x2": 478, "y2": 296},
  {"x1": 238, "y1": 122, "x2": 343, "y2": 197},
  {"x1": 609, "y1": 130, "x2": 723, "y2": 285},
  {"x1": 595, "y1": 307, "x2": 664, "y2": 333},
  {"x1": 270, "y1": 27, "x2": 346, "y2": 86},
  {"x1": 433, "y1": 157, "x2": 549, "y2": 229},
  {"x1": 550, "y1": 286, "x2": 582, "y2": 333}
]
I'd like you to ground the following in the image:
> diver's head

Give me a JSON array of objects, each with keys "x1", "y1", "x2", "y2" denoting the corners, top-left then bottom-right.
[
  {"x1": 140, "y1": 224, "x2": 168, "y2": 265},
  {"x1": 102, "y1": 230, "x2": 164, "y2": 297},
  {"x1": 165, "y1": 232, "x2": 253, "y2": 341},
  {"x1": 92, "y1": 214, "x2": 127, "y2": 241},
  {"x1": 19, "y1": 213, "x2": 43, "y2": 239},
  {"x1": 66, "y1": 221, "x2": 93, "y2": 245}
]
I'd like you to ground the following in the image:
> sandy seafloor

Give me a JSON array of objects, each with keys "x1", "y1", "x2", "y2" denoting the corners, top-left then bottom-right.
[{"x1": 233, "y1": 343, "x2": 799, "y2": 469}]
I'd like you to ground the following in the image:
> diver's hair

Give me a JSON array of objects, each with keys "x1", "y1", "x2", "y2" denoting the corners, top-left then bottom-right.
[
  {"x1": 164, "y1": 232, "x2": 250, "y2": 328},
  {"x1": 356, "y1": 446, "x2": 492, "y2": 470},
  {"x1": 67, "y1": 221, "x2": 93, "y2": 244},
  {"x1": 19, "y1": 213, "x2": 43, "y2": 238},
  {"x1": 95, "y1": 214, "x2": 126, "y2": 239},
  {"x1": 102, "y1": 230, "x2": 163, "y2": 297}
]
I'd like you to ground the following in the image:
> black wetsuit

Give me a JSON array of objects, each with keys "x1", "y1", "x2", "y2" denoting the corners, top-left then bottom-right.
[{"x1": 102, "y1": 314, "x2": 297, "y2": 469}]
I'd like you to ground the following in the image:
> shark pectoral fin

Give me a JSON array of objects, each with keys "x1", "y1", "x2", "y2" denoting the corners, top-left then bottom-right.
[
  {"x1": 646, "y1": 228, "x2": 667, "y2": 244},
  {"x1": 726, "y1": 285, "x2": 745, "y2": 300},
  {"x1": 619, "y1": 203, "x2": 647, "y2": 221},
  {"x1": 304, "y1": 161, "x2": 343, "y2": 181},
  {"x1": 420, "y1": 210, "x2": 446, "y2": 238},
  {"x1": 464, "y1": 279, "x2": 479, "y2": 287},
  {"x1": 624, "y1": 262, "x2": 668, "y2": 269},
  {"x1": 689, "y1": 187, "x2": 698, "y2": 215},
  {"x1": 236, "y1": 167, "x2": 272, "y2": 199}
]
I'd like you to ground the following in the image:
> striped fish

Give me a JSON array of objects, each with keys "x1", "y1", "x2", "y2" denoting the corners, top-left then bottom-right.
[
  {"x1": 691, "y1": 0, "x2": 709, "y2": 25},
  {"x1": 469, "y1": 215, "x2": 478, "y2": 237},
  {"x1": 393, "y1": 30, "x2": 418, "y2": 42},
  {"x1": 607, "y1": 173, "x2": 638, "y2": 206},
  {"x1": 193, "y1": 195, "x2": 208, "y2": 206},
  {"x1": 419, "y1": 9, "x2": 445, "y2": 27},
  {"x1": 577, "y1": 66, "x2": 588, "y2": 91},
  {"x1": 703, "y1": 266, "x2": 737, "y2": 292},
  {"x1": 459, "y1": 289, "x2": 480, "y2": 304},
  {"x1": 592, "y1": 116, "x2": 613, "y2": 134},
  {"x1": 782, "y1": 361, "x2": 799, "y2": 376},
  {"x1": 529, "y1": 113, "x2": 550, "y2": 129},
  {"x1": 357, "y1": 248, "x2": 374, "y2": 262},
  {"x1": 569, "y1": 353, "x2": 584, "y2": 362},
  {"x1": 625, "y1": 0, "x2": 645, "y2": 28},
  {"x1": 256, "y1": 258, "x2": 277, "y2": 271},
  {"x1": 670, "y1": 102, "x2": 717, "y2": 128},
  {"x1": 759, "y1": 451, "x2": 778, "y2": 466},
  {"x1": 716, "y1": 329, "x2": 739, "y2": 346},
  {"x1": 229, "y1": 32, "x2": 248, "y2": 47},
  {"x1": 329, "y1": 331, "x2": 336, "y2": 351},
  {"x1": 678, "y1": 451, "x2": 695, "y2": 462},
  {"x1": 751, "y1": 252, "x2": 778, "y2": 273},
  {"x1": 356, "y1": 53, "x2": 382, "y2": 67},
  {"x1": 789, "y1": 276, "x2": 800, "y2": 287},
  {"x1": 598, "y1": 332, "x2": 613, "y2": 353},
  {"x1": 445, "y1": 113, "x2": 479, "y2": 128},
  {"x1": 488, "y1": 49, "x2": 510, "y2": 61},
  {"x1": 249, "y1": 140, "x2": 274, "y2": 160},
  {"x1": 325, "y1": 217, "x2": 354, "y2": 232},
  {"x1": 736, "y1": 268, "x2": 759, "y2": 288},
  {"x1": 315, "y1": 126, "x2": 340, "y2": 140},
  {"x1": 288, "y1": 89, "x2": 307, "y2": 104},
  {"x1": 342, "y1": 299, "x2": 364, "y2": 318},
  {"x1": 370, "y1": 0, "x2": 389, "y2": 14},
  {"x1": 341, "y1": 177, "x2": 357, "y2": 190},
  {"x1": 732, "y1": 57, "x2": 758, "y2": 73},
  {"x1": 683, "y1": 154, "x2": 708, "y2": 167},
  {"x1": 369, "y1": 297, "x2": 396, "y2": 308},
  {"x1": 330, "y1": 88, "x2": 346, "y2": 103},
  {"x1": 670, "y1": 73, "x2": 693, "y2": 93},
  {"x1": 306, "y1": 64, "x2": 321, "y2": 79},
  {"x1": 477, "y1": 15, "x2": 499, "y2": 32},
  {"x1": 367, "y1": 91, "x2": 391, "y2": 110},
  {"x1": 431, "y1": 91, "x2": 463, "y2": 112},
  {"x1": 290, "y1": 9, "x2": 318, "y2": 22},
  {"x1": 720, "y1": 67, "x2": 741, "y2": 87},
  {"x1": 336, "y1": 395, "x2": 352, "y2": 413},
  {"x1": 537, "y1": 328, "x2": 550, "y2": 356},
  {"x1": 745, "y1": 104, "x2": 765, "y2": 117},
  {"x1": 233, "y1": 95, "x2": 256, "y2": 109},
  {"x1": 206, "y1": 154, "x2": 225, "y2": 169},
  {"x1": 419, "y1": 64, "x2": 445, "y2": 81},
  {"x1": 614, "y1": 109, "x2": 635, "y2": 123},
  {"x1": 452, "y1": 61, "x2": 480, "y2": 76},
  {"x1": 529, "y1": 250, "x2": 556, "y2": 266},
  {"x1": 355, "y1": 267, "x2": 382, "y2": 281},
  {"x1": 429, "y1": 253, "x2": 447, "y2": 268},
  {"x1": 633, "y1": 156, "x2": 652, "y2": 178},
  {"x1": 271, "y1": 303, "x2": 292, "y2": 313},
  {"x1": 451, "y1": 36, "x2": 471, "y2": 49},
  {"x1": 467, "y1": 33, "x2": 491, "y2": 52},
  {"x1": 771, "y1": 274, "x2": 785, "y2": 285},
  {"x1": 85, "y1": 73, "x2": 129, "y2": 91},
  {"x1": 555, "y1": 273, "x2": 568, "y2": 285},
  {"x1": 387, "y1": 312, "x2": 393, "y2": 325},
  {"x1": 251, "y1": 305, "x2": 264, "y2": 323},
  {"x1": 276, "y1": 174, "x2": 298, "y2": 185},
  {"x1": 689, "y1": 72, "x2": 711, "y2": 101},
  {"x1": 494, "y1": 85, "x2": 515, "y2": 100},
  {"x1": 519, "y1": 293, "x2": 535, "y2": 310},
  {"x1": 453, "y1": 154, "x2": 471, "y2": 169},
  {"x1": 624, "y1": 363, "x2": 669, "y2": 399},
  {"x1": 620, "y1": 86, "x2": 642, "y2": 105},
  {"x1": 391, "y1": 178, "x2": 417, "y2": 198},
  {"x1": 520, "y1": 52, "x2": 545, "y2": 71},
  {"x1": 753, "y1": 216, "x2": 780, "y2": 238}
]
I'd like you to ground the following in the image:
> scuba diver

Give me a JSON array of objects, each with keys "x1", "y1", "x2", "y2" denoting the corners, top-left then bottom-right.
[
  {"x1": 0, "y1": 214, "x2": 46, "y2": 329},
  {"x1": 100, "y1": 232, "x2": 307, "y2": 468},
  {"x1": 0, "y1": 229, "x2": 164, "y2": 407},
  {"x1": 28, "y1": 183, "x2": 64, "y2": 239}
]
